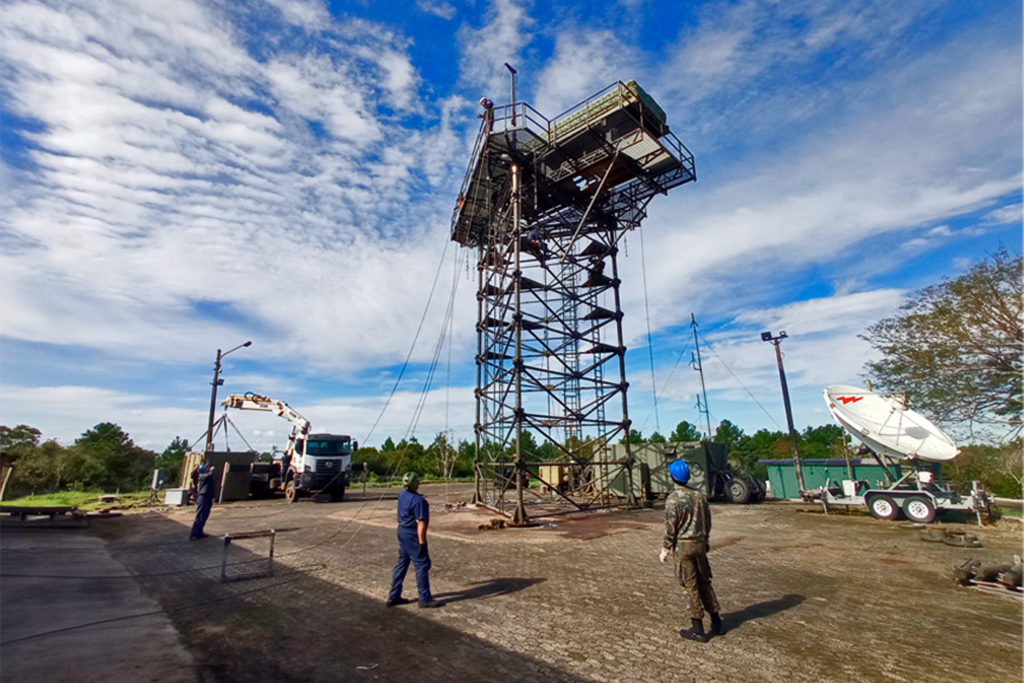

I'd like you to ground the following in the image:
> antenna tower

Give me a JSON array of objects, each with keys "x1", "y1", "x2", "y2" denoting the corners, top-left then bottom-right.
[{"x1": 452, "y1": 77, "x2": 695, "y2": 522}]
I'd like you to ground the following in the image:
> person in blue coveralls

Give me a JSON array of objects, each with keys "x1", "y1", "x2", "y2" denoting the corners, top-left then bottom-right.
[
  {"x1": 189, "y1": 463, "x2": 216, "y2": 540},
  {"x1": 386, "y1": 471, "x2": 443, "y2": 608}
]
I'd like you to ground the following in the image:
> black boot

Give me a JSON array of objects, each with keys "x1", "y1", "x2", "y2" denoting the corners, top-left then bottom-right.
[
  {"x1": 710, "y1": 613, "x2": 723, "y2": 636},
  {"x1": 679, "y1": 618, "x2": 709, "y2": 642}
]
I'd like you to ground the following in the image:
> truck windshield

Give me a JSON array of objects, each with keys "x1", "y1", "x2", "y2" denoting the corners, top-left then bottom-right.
[{"x1": 305, "y1": 438, "x2": 351, "y2": 456}]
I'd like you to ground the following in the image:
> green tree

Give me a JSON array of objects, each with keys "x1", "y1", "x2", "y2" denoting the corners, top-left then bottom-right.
[
  {"x1": 535, "y1": 439, "x2": 560, "y2": 461},
  {"x1": 518, "y1": 430, "x2": 541, "y2": 460},
  {"x1": 648, "y1": 431, "x2": 667, "y2": 444},
  {"x1": 712, "y1": 420, "x2": 744, "y2": 448},
  {"x1": 620, "y1": 429, "x2": 644, "y2": 445},
  {"x1": 390, "y1": 438, "x2": 432, "y2": 477},
  {"x1": 428, "y1": 432, "x2": 458, "y2": 479},
  {"x1": 155, "y1": 436, "x2": 189, "y2": 486},
  {"x1": 74, "y1": 423, "x2": 155, "y2": 490},
  {"x1": 454, "y1": 440, "x2": 476, "y2": 477},
  {"x1": 0, "y1": 424, "x2": 42, "y2": 468},
  {"x1": 669, "y1": 420, "x2": 702, "y2": 443},
  {"x1": 729, "y1": 429, "x2": 788, "y2": 478},
  {"x1": 861, "y1": 248, "x2": 1023, "y2": 439},
  {"x1": 799, "y1": 424, "x2": 845, "y2": 459},
  {"x1": 941, "y1": 439, "x2": 1022, "y2": 498}
]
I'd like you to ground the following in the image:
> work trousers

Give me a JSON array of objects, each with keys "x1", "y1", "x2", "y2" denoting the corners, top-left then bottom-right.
[
  {"x1": 675, "y1": 540, "x2": 720, "y2": 619},
  {"x1": 388, "y1": 528, "x2": 432, "y2": 604},
  {"x1": 190, "y1": 495, "x2": 212, "y2": 539}
]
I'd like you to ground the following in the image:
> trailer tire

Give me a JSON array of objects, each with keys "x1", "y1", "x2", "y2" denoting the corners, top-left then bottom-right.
[
  {"x1": 727, "y1": 477, "x2": 751, "y2": 504},
  {"x1": 903, "y1": 496, "x2": 936, "y2": 524},
  {"x1": 868, "y1": 495, "x2": 899, "y2": 520},
  {"x1": 284, "y1": 479, "x2": 299, "y2": 504}
]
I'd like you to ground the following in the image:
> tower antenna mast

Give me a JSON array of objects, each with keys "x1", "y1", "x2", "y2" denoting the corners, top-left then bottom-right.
[{"x1": 691, "y1": 313, "x2": 713, "y2": 439}]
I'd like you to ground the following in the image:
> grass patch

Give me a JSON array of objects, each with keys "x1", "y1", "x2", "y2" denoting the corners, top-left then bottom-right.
[{"x1": 3, "y1": 490, "x2": 152, "y2": 511}]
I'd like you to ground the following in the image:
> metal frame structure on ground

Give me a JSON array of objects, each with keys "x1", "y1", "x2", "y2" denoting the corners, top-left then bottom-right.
[{"x1": 451, "y1": 81, "x2": 695, "y2": 522}]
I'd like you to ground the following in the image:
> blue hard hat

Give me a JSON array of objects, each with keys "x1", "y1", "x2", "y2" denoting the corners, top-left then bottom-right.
[{"x1": 668, "y1": 459, "x2": 690, "y2": 484}]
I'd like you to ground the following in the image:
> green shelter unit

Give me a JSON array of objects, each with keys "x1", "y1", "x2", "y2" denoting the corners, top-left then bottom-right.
[{"x1": 758, "y1": 458, "x2": 901, "y2": 500}]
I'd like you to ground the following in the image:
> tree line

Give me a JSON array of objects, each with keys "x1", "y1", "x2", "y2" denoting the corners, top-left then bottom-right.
[
  {"x1": 1, "y1": 418, "x2": 1019, "y2": 499},
  {"x1": 2, "y1": 250, "x2": 1020, "y2": 499}
]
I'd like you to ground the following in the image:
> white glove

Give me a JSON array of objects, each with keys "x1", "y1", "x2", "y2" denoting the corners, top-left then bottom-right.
[{"x1": 659, "y1": 547, "x2": 670, "y2": 563}]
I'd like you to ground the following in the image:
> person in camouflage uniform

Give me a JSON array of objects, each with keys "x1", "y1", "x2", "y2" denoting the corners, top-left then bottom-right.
[{"x1": 660, "y1": 459, "x2": 722, "y2": 642}]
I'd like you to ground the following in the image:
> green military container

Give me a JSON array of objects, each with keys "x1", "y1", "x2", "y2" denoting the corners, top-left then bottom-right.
[
  {"x1": 758, "y1": 458, "x2": 902, "y2": 500},
  {"x1": 593, "y1": 441, "x2": 764, "y2": 503}
]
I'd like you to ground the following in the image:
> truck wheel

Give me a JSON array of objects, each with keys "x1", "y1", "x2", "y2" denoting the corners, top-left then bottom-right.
[
  {"x1": 727, "y1": 477, "x2": 751, "y2": 504},
  {"x1": 749, "y1": 477, "x2": 766, "y2": 502},
  {"x1": 867, "y1": 495, "x2": 899, "y2": 520},
  {"x1": 903, "y1": 496, "x2": 936, "y2": 524},
  {"x1": 285, "y1": 480, "x2": 299, "y2": 504}
]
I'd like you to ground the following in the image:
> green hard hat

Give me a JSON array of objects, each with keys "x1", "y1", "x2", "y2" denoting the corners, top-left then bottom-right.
[{"x1": 402, "y1": 471, "x2": 421, "y2": 490}]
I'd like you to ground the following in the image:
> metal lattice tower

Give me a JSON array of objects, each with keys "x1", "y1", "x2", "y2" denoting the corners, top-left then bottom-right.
[{"x1": 452, "y1": 81, "x2": 695, "y2": 522}]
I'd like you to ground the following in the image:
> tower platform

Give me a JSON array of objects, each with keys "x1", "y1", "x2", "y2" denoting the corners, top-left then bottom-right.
[{"x1": 452, "y1": 80, "x2": 694, "y2": 248}]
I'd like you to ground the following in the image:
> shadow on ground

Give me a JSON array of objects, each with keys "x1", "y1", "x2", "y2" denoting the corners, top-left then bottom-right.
[
  {"x1": 434, "y1": 577, "x2": 546, "y2": 603},
  {"x1": 91, "y1": 513, "x2": 584, "y2": 682},
  {"x1": 722, "y1": 593, "x2": 806, "y2": 634}
]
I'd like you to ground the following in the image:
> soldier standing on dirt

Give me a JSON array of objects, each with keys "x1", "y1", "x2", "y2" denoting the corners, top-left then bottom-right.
[{"x1": 660, "y1": 459, "x2": 722, "y2": 642}]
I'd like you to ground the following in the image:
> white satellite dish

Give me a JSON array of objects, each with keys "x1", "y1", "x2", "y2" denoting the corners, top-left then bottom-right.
[{"x1": 823, "y1": 384, "x2": 959, "y2": 462}]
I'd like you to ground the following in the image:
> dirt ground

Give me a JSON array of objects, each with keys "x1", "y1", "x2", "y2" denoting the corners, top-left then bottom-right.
[{"x1": 22, "y1": 484, "x2": 1024, "y2": 681}]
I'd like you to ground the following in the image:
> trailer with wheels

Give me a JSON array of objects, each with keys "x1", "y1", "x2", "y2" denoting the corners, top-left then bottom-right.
[
  {"x1": 817, "y1": 385, "x2": 989, "y2": 524},
  {"x1": 819, "y1": 471, "x2": 989, "y2": 523}
]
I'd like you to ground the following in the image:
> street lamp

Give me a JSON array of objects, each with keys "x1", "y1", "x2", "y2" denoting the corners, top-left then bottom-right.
[
  {"x1": 204, "y1": 340, "x2": 252, "y2": 452},
  {"x1": 761, "y1": 331, "x2": 805, "y2": 493}
]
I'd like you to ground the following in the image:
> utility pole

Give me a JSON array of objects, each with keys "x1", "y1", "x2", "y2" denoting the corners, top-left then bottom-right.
[
  {"x1": 204, "y1": 341, "x2": 251, "y2": 453},
  {"x1": 761, "y1": 331, "x2": 804, "y2": 493}
]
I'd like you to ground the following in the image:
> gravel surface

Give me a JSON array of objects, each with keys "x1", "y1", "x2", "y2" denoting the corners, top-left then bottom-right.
[{"x1": 86, "y1": 483, "x2": 1022, "y2": 682}]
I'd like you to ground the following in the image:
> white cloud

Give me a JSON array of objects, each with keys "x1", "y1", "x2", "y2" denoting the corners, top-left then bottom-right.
[
  {"x1": 0, "y1": 0, "x2": 1018, "y2": 451},
  {"x1": 0, "y1": 0, "x2": 471, "y2": 374},
  {"x1": 264, "y1": 0, "x2": 331, "y2": 29},
  {"x1": 980, "y1": 202, "x2": 1022, "y2": 226},
  {"x1": 417, "y1": 0, "x2": 456, "y2": 20},
  {"x1": 457, "y1": 0, "x2": 532, "y2": 94},
  {"x1": 533, "y1": 30, "x2": 641, "y2": 116}
]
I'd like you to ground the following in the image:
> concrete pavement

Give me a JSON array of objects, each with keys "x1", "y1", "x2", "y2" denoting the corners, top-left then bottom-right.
[{"x1": 1, "y1": 525, "x2": 197, "y2": 682}]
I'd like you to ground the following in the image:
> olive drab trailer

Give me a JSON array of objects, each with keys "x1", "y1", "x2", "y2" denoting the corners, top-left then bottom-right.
[
  {"x1": 816, "y1": 385, "x2": 989, "y2": 524},
  {"x1": 221, "y1": 392, "x2": 356, "y2": 502},
  {"x1": 593, "y1": 441, "x2": 765, "y2": 503}
]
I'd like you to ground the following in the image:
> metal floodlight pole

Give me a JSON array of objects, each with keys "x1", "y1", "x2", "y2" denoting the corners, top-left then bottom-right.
[
  {"x1": 204, "y1": 340, "x2": 252, "y2": 453},
  {"x1": 505, "y1": 62, "x2": 517, "y2": 127},
  {"x1": 761, "y1": 331, "x2": 804, "y2": 493}
]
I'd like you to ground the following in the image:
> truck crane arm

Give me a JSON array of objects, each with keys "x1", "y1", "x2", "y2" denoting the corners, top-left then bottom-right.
[{"x1": 221, "y1": 392, "x2": 311, "y2": 438}]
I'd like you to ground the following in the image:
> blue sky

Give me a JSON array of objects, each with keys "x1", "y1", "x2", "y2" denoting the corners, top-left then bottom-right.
[{"x1": 1, "y1": 0, "x2": 1020, "y2": 454}]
